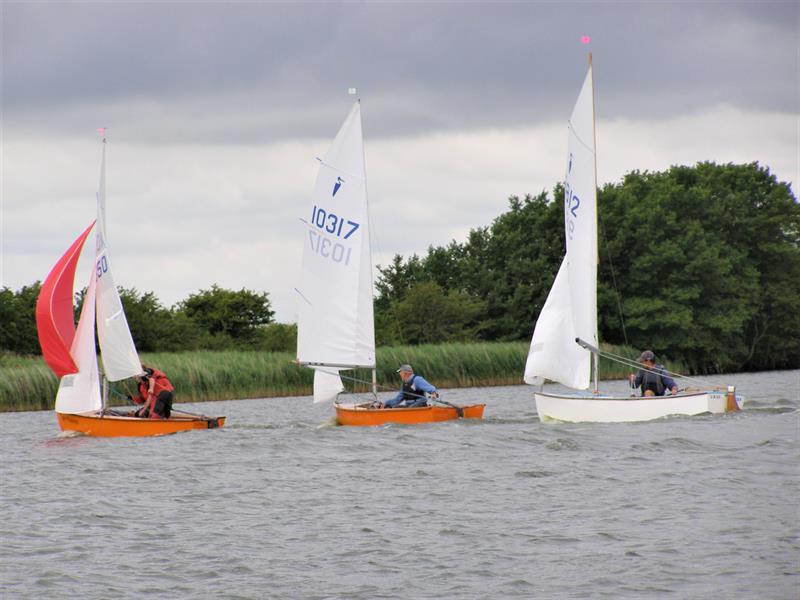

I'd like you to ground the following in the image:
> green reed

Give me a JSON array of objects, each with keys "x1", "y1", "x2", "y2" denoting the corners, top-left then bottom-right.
[{"x1": 0, "y1": 342, "x2": 684, "y2": 412}]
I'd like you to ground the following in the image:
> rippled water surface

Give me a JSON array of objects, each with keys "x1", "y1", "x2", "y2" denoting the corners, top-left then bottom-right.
[{"x1": 1, "y1": 370, "x2": 798, "y2": 599}]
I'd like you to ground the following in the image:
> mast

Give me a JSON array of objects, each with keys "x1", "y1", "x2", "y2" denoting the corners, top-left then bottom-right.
[
  {"x1": 99, "y1": 131, "x2": 108, "y2": 414},
  {"x1": 588, "y1": 52, "x2": 600, "y2": 394},
  {"x1": 357, "y1": 95, "x2": 379, "y2": 400}
]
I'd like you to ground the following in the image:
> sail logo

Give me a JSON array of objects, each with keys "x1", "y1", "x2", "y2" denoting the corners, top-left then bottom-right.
[{"x1": 332, "y1": 177, "x2": 344, "y2": 198}]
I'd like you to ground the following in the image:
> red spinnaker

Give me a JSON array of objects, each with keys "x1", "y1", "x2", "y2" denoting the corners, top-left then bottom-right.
[{"x1": 35, "y1": 221, "x2": 96, "y2": 378}]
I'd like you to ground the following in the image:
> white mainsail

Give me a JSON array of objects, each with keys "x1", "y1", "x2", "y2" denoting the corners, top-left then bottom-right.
[
  {"x1": 297, "y1": 101, "x2": 376, "y2": 386},
  {"x1": 525, "y1": 62, "x2": 598, "y2": 389},
  {"x1": 94, "y1": 138, "x2": 142, "y2": 382},
  {"x1": 55, "y1": 267, "x2": 102, "y2": 414}
]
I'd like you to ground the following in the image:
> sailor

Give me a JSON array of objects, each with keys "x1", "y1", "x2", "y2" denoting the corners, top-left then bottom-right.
[
  {"x1": 130, "y1": 364, "x2": 175, "y2": 418},
  {"x1": 380, "y1": 364, "x2": 439, "y2": 408},
  {"x1": 629, "y1": 350, "x2": 679, "y2": 396}
]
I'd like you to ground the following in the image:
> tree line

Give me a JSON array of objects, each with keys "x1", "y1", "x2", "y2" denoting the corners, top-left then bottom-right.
[
  {"x1": 2, "y1": 162, "x2": 798, "y2": 373},
  {"x1": 373, "y1": 162, "x2": 799, "y2": 372},
  {"x1": 0, "y1": 283, "x2": 295, "y2": 355}
]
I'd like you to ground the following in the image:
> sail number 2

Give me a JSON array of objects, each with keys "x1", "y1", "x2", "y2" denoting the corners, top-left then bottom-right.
[
  {"x1": 311, "y1": 205, "x2": 360, "y2": 239},
  {"x1": 564, "y1": 183, "x2": 580, "y2": 240}
]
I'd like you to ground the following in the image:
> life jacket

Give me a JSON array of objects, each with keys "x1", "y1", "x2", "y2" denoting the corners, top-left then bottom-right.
[
  {"x1": 640, "y1": 365, "x2": 666, "y2": 396},
  {"x1": 137, "y1": 367, "x2": 174, "y2": 399},
  {"x1": 401, "y1": 374, "x2": 423, "y2": 402}
]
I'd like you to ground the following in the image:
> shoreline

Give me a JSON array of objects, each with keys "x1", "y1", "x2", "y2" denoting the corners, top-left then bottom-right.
[{"x1": 1, "y1": 341, "x2": 691, "y2": 413}]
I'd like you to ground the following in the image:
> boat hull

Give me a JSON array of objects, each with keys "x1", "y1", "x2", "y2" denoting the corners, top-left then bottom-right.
[
  {"x1": 534, "y1": 390, "x2": 743, "y2": 423},
  {"x1": 56, "y1": 411, "x2": 226, "y2": 437},
  {"x1": 334, "y1": 403, "x2": 485, "y2": 427}
]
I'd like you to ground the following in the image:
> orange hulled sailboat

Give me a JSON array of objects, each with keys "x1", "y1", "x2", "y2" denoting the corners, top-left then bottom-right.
[
  {"x1": 36, "y1": 135, "x2": 224, "y2": 436},
  {"x1": 294, "y1": 100, "x2": 484, "y2": 426}
]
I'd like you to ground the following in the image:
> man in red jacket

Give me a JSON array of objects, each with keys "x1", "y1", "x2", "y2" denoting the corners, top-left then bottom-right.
[{"x1": 131, "y1": 365, "x2": 174, "y2": 419}]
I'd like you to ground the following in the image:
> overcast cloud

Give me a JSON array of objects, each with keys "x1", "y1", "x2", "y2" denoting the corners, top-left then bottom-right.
[{"x1": 2, "y1": 1, "x2": 797, "y2": 322}]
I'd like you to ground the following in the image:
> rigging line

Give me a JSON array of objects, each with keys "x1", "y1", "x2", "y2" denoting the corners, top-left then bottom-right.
[
  {"x1": 308, "y1": 365, "x2": 434, "y2": 399},
  {"x1": 594, "y1": 346, "x2": 725, "y2": 389},
  {"x1": 598, "y1": 210, "x2": 629, "y2": 345}
]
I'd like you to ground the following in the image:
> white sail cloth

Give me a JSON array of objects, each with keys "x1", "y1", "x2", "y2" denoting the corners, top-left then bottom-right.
[
  {"x1": 94, "y1": 140, "x2": 143, "y2": 381},
  {"x1": 525, "y1": 64, "x2": 597, "y2": 390},
  {"x1": 297, "y1": 102, "x2": 376, "y2": 373},
  {"x1": 312, "y1": 368, "x2": 345, "y2": 404},
  {"x1": 55, "y1": 268, "x2": 102, "y2": 414}
]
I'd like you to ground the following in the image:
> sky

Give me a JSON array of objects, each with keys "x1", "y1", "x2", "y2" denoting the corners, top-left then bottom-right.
[{"x1": 2, "y1": 1, "x2": 798, "y2": 323}]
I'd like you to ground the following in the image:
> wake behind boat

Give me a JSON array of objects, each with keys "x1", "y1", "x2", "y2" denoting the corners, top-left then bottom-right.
[
  {"x1": 523, "y1": 56, "x2": 743, "y2": 423},
  {"x1": 295, "y1": 100, "x2": 483, "y2": 426},
  {"x1": 35, "y1": 135, "x2": 225, "y2": 437}
]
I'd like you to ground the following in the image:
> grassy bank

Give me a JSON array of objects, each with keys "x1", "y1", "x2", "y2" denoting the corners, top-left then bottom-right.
[{"x1": 0, "y1": 342, "x2": 681, "y2": 412}]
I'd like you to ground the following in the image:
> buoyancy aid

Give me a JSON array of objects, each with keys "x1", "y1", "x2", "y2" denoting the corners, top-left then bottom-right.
[
  {"x1": 401, "y1": 375, "x2": 423, "y2": 402},
  {"x1": 134, "y1": 367, "x2": 174, "y2": 417},
  {"x1": 640, "y1": 366, "x2": 666, "y2": 396},
  {"x1": 140, "y1": 367, "x2": 174, "y2": 395}
]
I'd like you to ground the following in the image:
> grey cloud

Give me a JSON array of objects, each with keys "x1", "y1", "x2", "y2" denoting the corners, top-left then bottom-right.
[{"x1": 4, "y1": 2, "x2": 796, "y2": 143}]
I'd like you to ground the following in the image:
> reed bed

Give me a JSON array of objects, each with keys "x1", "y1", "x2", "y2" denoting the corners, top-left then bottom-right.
[{"x1": 0, "y1": 342, "x2": 683, "y2": 412}]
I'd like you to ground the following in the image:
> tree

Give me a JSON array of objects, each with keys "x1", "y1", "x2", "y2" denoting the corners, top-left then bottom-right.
[
  {"x1": 117, "y1": 288, "x2": 205, "y2": 352},
  {"x1": 381, "y1": 281, "x2": 487, "y2": 345},
  {"x1": 0, "y1": 283, "x2": 42, "y2": 355},
  {"x1": 177, "y1": 284, "x2": 275, "y2": 345},
  {"x1": 598, "y1": 162, "x2": 798, "y2": 371}
]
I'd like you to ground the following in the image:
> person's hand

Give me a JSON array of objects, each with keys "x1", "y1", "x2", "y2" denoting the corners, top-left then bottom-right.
[{"x1": 671, "y1": 387, "x2": 679, "y2": 395}]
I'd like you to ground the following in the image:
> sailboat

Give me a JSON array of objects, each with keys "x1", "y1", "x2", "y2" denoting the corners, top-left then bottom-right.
[
  {"x1": 296, "y1": 101, "x2": 484, "y2": 426},
  {"x1": 523, "y1": 56, "x2": 742, "y2": 423},
  {"x1": 35, "y1": 136, "x2": 225, "y2": 436}
]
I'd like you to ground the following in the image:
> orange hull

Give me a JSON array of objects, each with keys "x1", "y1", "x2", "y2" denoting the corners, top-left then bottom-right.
[
  {"x1": 56, "y1": 411, "x2": 225, "y2": 437},
  {"x1": 335, "y1": 403, "x2": 485, "y2": 427}
]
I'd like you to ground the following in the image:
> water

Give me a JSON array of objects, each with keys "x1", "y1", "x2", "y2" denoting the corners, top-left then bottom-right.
[{"x1": 1, "y1": 370, "x2": 798, "y2": 599}]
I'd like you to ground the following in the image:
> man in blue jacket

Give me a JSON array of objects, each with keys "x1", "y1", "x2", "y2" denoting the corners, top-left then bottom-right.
[
  {"x1": 629, "y1": 350, "x2": 679, "y2": 396},
  {"x1": 381, "y1": 364, "x2": 439, "y2": 408}
]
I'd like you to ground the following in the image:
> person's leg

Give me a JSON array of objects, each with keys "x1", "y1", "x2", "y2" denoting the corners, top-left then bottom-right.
[{"x1": 153, "y1": 391, "x2": 173, "y2": 418}]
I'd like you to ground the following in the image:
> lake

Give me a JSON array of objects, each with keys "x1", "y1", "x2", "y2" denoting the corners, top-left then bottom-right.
[{"x1": 1, "y1": 370, "x2": 797, "y2": 599}]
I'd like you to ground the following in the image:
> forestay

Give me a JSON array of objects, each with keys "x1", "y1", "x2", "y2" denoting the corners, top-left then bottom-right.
[
  {"x1": 525, "y1": 64, "x2": 598, "y2": 390},
  {"x1": 297, "y1": 101, "x2": 376, "y2": 377}
]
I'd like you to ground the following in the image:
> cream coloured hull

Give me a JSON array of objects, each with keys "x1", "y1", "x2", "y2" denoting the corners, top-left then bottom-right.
[{"x1": 534, "y1": 390, "x2": 743, "y2": 423}]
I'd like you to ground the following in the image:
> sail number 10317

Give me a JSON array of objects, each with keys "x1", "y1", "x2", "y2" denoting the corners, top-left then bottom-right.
[{"x1": 311, "y1": 205, "x2": 360, "y2": 239}]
